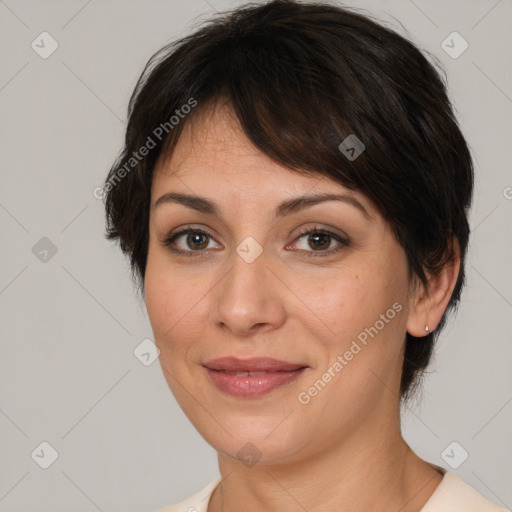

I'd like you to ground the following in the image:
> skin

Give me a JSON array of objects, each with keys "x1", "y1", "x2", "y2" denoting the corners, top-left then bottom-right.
[{"x1": 144, "y1": 102, "x2": 460, "y2": 512}]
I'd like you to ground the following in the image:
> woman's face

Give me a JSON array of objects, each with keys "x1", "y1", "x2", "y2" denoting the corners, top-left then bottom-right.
[{"x1": 145, "y1": 105, "x2": 415, "y2": 466}]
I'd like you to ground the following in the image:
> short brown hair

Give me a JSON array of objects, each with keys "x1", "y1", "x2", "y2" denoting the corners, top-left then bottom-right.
[{"x1": 103, "y1": 0, "x2": 474, "y2": 401}]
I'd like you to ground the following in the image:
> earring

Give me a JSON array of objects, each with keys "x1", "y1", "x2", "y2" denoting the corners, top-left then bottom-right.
[{"x1": 425, "y1": 325, "x2": 429, "y2": 334}]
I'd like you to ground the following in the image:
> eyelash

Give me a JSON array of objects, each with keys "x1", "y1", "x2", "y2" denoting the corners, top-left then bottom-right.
[{"x1": 162, "y1": 225, "x2": 349, "y2": 259}]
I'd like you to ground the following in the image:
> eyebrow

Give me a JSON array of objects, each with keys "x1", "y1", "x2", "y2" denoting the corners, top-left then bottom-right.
[{"x1": 154, "y1": 191, "x2": 371, "y2": 220}]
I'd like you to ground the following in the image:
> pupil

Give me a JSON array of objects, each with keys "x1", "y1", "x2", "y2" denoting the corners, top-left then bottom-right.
[
  {"x1": 188, "y1": 233, "x2": 208, "y2": 250},
  {"x1": 310, "y1": 233, "x2": 330, "y2": 250}
]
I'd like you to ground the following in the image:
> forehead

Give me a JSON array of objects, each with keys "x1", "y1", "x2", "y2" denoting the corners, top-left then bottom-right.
[
  {"x1": 154, "y1": 103, "x2": 296, "y2": 178},
  {"x1": 150, "y1": 103, "x2": 376, "y2": 221},
  {"x1": 152, "y1": 104, "x2": 321, "y2": 193}
]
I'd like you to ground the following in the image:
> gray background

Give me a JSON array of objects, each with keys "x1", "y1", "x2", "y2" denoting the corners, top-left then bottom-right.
[{"x1": 0, "y1": 0, "x2": 510, "y2": 511}]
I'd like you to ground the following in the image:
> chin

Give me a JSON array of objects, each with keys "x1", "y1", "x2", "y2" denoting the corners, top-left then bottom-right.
[{"x1": 192, "y1": 411, "x2": 314, "y2": 467}]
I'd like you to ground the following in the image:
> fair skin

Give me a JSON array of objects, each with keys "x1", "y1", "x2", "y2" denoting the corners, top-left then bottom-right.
[{"x1": 144, "y1": 103, "x2": 460, "y2": 512}]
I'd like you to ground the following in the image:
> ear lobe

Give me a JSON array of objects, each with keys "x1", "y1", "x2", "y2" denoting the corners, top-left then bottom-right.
[{"x1": 406, "y1": 240, "x2": 461, "y2": 338}]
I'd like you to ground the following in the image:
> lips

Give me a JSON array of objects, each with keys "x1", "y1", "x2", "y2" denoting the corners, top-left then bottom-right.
[{"x1": 203, "y1": 357, "x2": 308, "y2": 398}]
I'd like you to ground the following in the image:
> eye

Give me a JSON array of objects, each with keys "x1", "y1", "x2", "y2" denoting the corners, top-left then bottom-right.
[
  {"x1": 288, "y1": 225, "x2": 349, "y2": 258},
  {"x1": 162, "y1": 224, "x2": 349, "y2": 259},
  {"x1": 162, "y1": 226, "x2": 221, "y2": 257}
]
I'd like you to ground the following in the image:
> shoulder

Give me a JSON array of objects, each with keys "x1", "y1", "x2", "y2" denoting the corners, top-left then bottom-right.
[
  {"x1": 421, "y1": 471, "x2": 509, "y2": 512},
  {"x1": 154, "y1": 478, "x2": 221, "y2": 512}
]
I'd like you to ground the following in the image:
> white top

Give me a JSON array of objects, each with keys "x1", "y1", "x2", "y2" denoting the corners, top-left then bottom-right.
[{"x1": 156, "y1": 470, "x2": 509, "y2": 512}]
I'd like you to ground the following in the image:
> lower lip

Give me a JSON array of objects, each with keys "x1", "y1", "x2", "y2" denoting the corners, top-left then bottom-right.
[{"x1": 205, "y1": 368, "x2": 307, "y2": 398}]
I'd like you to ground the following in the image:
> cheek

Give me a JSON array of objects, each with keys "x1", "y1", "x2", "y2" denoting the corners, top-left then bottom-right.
[
  {"x1": 294, "y1": 263, "x2": 383, "y2": 344},
  {"x1": 144, "y1": 248, "x2": 183, "y2": 350},
  {"x1": 296, "y1": 275, "x2": 406, "y2": 425},
  {"x1": 144, "y1": 257, "x2": 170, "y2": 340},
  {"x1": 298, "y1": 256, "x2": 408, "y2": 377},
  {"x1": 144, "y1": 248, "x2": 213, "y2": 358}
]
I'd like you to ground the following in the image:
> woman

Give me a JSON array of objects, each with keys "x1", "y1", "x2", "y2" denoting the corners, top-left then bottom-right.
[{"x1": 103, "y1": 1, "x2": 507, "y2": 511}]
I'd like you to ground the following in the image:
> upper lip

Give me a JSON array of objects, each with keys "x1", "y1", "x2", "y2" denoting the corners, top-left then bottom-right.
[{"x1": 203, "y1": 357, "x2": 307, "y2": 372}]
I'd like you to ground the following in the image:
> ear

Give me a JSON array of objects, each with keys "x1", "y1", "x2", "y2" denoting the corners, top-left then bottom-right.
[{"x1": 406, "y1": 239, "x2": 461, "y2": 337}]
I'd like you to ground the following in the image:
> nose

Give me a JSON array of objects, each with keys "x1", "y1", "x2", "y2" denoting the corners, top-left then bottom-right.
[{"x1": 212, "y1": 244, "x2": 287, "y2": 337}]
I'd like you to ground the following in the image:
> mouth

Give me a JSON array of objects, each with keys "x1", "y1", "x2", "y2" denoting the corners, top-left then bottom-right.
[
  {"x1": 203, "y1": 356, "x2": 307, "y2": 372},
  {"x1": 215, "y1": 370, "x2": 278, "y2": 376},
  {"x1": 203, "y1": 357, "x2": 309, "y2": 398}
]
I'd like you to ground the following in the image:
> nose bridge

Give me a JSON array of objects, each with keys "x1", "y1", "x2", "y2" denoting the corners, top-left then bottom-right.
[
  {"x1": 232, "y1": 239, "x2": 268, "y2": 292},
  {"x1": 213, "y1": 238, "x2": 285, "y2": 334}
]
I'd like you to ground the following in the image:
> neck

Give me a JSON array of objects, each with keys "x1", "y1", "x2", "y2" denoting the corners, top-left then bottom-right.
[{"x1": 208, "y1": 409, "x2": 443, "y2": 512}]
